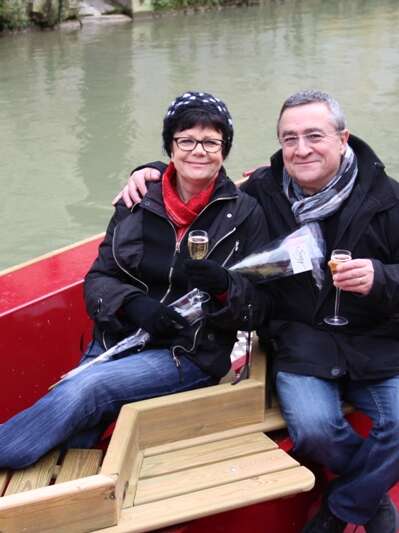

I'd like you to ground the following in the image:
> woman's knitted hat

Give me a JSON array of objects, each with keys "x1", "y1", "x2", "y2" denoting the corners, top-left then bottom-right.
[{"x1": 163, "y1": 91, "x2": 234, "y2": 157}]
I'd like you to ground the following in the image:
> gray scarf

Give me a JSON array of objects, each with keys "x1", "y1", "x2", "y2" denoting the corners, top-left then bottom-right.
[{"x1": 283, "y1": 145, "x2": 358, "y2": 287}]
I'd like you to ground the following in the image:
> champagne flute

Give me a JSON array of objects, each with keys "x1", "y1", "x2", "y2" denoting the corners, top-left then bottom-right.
[
  {"x1": 324, "y1": 249, "x2": 352, "y2": 326},
  {"x1": 188, "y1": 230, "x2": 209, "y2": 260}
]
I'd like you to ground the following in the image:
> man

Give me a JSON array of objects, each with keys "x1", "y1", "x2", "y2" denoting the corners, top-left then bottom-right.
[{"x1": 116, "y1": 90, "x2": 399, "y2": 532}]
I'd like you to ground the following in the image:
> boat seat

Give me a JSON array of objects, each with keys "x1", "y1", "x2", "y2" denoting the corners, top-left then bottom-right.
[
  {"x1": 97, "y1": 421, "x2": 314, "y2": 533},
  {"x1": 95, "y1": 337, "x2": 313, "y2": 532},
  {"x1": 0, "y1": 338, "x2": 315, "y2": 533}
]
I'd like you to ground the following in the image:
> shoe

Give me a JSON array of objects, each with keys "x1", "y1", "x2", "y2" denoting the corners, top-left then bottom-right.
[
  {"x1": 365, "y1": 494, "x2": 399, "y2": 533},
  {"x1": 302, "y1": 501, "x2": 346, "y2": 532}
]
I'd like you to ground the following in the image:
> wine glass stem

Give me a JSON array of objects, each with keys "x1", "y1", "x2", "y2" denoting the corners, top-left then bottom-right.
[{"x1": 334, "y1": 288, "x2": 341, "y2": 318}]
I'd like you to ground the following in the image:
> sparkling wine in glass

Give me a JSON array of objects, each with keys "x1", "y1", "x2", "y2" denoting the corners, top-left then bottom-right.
[
  {"x1": 324, "y1": 249, "x2": 352, "y2": 326},
  {"x1": 188, "y1": 230, "x2": 209, "y2": 260}
]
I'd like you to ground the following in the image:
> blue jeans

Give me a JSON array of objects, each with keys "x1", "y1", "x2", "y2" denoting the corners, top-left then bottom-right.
[
  {"x1": 276, "y1": 371, "x2": 399, "y2": 524},
  {"x1": 0, "y1": 341, "x2": 217, "y2": 469}
]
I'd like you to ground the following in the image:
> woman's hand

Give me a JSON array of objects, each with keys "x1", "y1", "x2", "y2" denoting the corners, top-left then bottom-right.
[
  {"x1": 332, "y1": 259, "x2": 374, "y2": 295},
  {"x1": 112, "y1": 168, "x2": 162, "y2": 207},
  {"x1": 124, "y1": 296, "x2": 189, "y2": 338},
  {"x1": 184, "y1": 259, "x2": 229, "y2": 295}
]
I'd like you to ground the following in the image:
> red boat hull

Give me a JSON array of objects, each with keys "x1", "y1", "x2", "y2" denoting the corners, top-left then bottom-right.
[
  {"x1": 0, "y1": 236, "x2": 102, "y2": 420},
  {"x1": 1, "y1": 237, "x2": 396, "y2": 532}
]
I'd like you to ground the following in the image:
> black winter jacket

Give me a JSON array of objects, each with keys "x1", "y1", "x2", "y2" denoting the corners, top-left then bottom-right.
[
  {"x1": 84, "y1": 169, "x2": 270, "y2": 379},
  {"x1": 241, "y1": 135, "x2": 399, "y2": 381}
]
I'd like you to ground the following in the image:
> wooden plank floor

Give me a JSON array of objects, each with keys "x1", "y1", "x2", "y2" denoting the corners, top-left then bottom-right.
[
  {"x1": 95, "y1": 466, "x2": 315, "y2": 533},
  {"x1": 135, "y1": 432, "x2": 298, "y2": 505},
  {"x1": 140, "y1": 432, "x2": 275, "y2": 478},
  {"x1": 136, "y1": 448, "x2": 299, "y2": 505},
  {"x1": 56, "y1": 449, "x2": 103, "y2": 484},
  {"x1": 95, "y1": 431, "x2": 314, "y2": 533},
  {"x1": 4, "y1": 450, "x2": 61, "y2": 496},
  {"x1": 0, "y1": 449, "x2": 103, "y2": 497},
  {"x1": 0, "y1": 471, "x2": 8, "y2": 496}
]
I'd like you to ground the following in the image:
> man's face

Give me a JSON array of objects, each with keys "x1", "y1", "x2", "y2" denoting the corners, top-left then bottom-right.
[{"x1": 278, "y1": 102, "x2": 349, "y2": 194}]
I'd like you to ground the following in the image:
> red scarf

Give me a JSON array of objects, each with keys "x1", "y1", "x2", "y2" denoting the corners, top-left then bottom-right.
[{"x1": 162, "y1": 162, "x2": 216, "y2": 241}]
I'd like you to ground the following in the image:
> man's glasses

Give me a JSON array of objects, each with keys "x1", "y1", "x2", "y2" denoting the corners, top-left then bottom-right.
[
  {"x1": 174, "y1": 137, "x2": 224, "y2": 153},
  {"x1": 279, "y1": 131, "x2": 341, "y2": 149}
]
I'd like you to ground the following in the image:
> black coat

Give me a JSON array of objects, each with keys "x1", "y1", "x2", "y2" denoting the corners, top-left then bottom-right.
[
  {"x1": 84, "y1": 169, "x2": 269, "y2": 379},
  {"x1": 241, "y1": 135, "x2": 399, "y2": 381}
]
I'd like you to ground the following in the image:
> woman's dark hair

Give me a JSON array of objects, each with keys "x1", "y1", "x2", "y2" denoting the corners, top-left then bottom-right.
[{"x1": 162, "y1": 92, "x2": 234, "y2": 158}]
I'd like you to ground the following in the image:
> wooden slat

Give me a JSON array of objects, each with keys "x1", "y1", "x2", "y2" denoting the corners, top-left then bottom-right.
[
  {"x1": 143, "y1": 408, "x2": 285, "y2": 457},
  {"x1": 101, "y1": 407, "x2": 143, "y2": 513},
  {"x1": 250, "y1": 337, "x2": 266, "y2": 383},
  {"x1": 122, "y1": 451, "x2": 144, "y2": 510},
  {"x1": 135, "y1": 448, "x2": 298, "y2": 505},
  {"x1": 91, "y1": 466, "x2": 315, "y2": 533},
  {"x1": 4, "y1": 450, "x2": 60, "y2": 496},
  {"x1": 55, "y1": 449, "x2": 103, "y2": 484},
  {"x1": 0, "y1": 471, "x2": 8, "y2": 496},
  {"x1": 0, "y1": 474, "x2": 117, "y2": 533},
  {"x1": 140, "y1": 432, "x2": 276, "y2": 479},
  {"x1": 135, "y1": 379, "x2": 265, "y2": 449}
]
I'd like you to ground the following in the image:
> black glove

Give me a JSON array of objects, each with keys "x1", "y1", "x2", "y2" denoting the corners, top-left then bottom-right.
[
  {"x1": 124, "y1": 295, "x2": 189, "y2": 339},
  {"x1": 184, "y1": 259, "x2": 229, "y2": 295}
]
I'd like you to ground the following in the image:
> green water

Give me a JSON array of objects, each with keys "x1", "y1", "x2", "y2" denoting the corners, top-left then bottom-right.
[{"x1": 1, "y1": 0, "x2": 399, "y2": 270}]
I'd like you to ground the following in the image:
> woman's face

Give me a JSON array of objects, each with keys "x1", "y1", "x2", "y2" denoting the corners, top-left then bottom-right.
[{"x1": 171, "y1": 125, "x2": 224, "y2": 185}]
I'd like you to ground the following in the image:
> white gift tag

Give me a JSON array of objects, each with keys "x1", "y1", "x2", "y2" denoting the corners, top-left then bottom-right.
[{"x1": 286, "y1": 236, "x2": 313, "y2": 274}]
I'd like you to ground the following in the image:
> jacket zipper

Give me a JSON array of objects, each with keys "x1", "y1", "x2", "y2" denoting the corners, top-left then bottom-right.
[
  {"x1": 154, "y1": 198, "x2": 239, "y2": 372},
  {"x1": 159, "y1": 220, "x2": 179, "y2": 304},
  {"x1": 112, "y1": 214, "x2": 181, "y2": 366},
  {"x1": 112, "y1": 225, "x2": 149, "y2": 294},
  {"x1": 94, "y1": 298, "x2": 109, "y2": 350},
  {"x1": 195, "y1": 195, "x2": 237, "y2": 217},
  {"x1": 102, "y1": 330, "x2": 108, "y2": 350},
  {"x1": 106, "y1": 222, "x2": 149, "y2": 351},
  {"x1": 171, "y1": 323, "x2": 202, "y2": 382},
  {"x1": 153, "y1": 220, "x2": 184, "y2": 373},
  {"x1": 221, "y1": 239, "x2": 239, "y2": 266}
]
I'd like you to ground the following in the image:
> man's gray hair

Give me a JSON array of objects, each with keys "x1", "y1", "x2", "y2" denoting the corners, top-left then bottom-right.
[{"x1": 277, "y1": 90, "x2": 347, "y2": 134}]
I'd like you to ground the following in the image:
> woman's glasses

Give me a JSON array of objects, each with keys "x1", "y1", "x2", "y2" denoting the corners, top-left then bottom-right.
[{"x1": 174, "y1": 137, "x2": 224, "y2": 153}]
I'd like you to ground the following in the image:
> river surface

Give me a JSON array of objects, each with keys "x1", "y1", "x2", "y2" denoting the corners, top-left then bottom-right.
[{"x1": 1, "y1": 0, "x2": 399, "y2": 270}]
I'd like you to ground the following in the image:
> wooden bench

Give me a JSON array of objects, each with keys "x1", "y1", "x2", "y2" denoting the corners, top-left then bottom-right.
[
  {"x1": 0, "y1": 338, "x2": 314, "y2": 533},
  {"x1": 0, "y1": 449, "x2": 103, "y2": 497}
]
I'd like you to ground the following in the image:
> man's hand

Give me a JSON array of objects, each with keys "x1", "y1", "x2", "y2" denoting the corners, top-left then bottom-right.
[
  {"x1": 241, "y1": 165, "x2": 265, "y2": 178},
  {"x1": 112, "y1": 168, "x2": 162, "y2": 207},
  {"x1": 112, "y1": 163, "x2": 268, "y2": 207},
  {"x1": 332, "y1": 259, "x2": 374, "y2": 295}
]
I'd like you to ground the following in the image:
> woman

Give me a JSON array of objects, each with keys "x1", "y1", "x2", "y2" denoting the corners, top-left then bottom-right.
[{"x1": 0, "y1": 91, "x2": 268, "y2": 469}]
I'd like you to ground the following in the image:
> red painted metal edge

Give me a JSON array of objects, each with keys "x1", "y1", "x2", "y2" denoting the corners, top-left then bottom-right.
[{"x1": 0, "y1": 234, "x2": 103, "y2": 316}]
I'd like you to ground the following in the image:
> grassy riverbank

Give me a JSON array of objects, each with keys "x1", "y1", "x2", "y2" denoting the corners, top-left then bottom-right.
[
  {"x1": 0, "y1": 0, "x2": 80, "y2": 31},
  {"x1": 0, "y1": 0, "x2": 255, "y2": 32},
  {"x1": 0, "y1": 0, "x2": 30, "y2": 30},
  {"x1": 152, "y1": 0, "x2": 252, "y2": 12}
]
